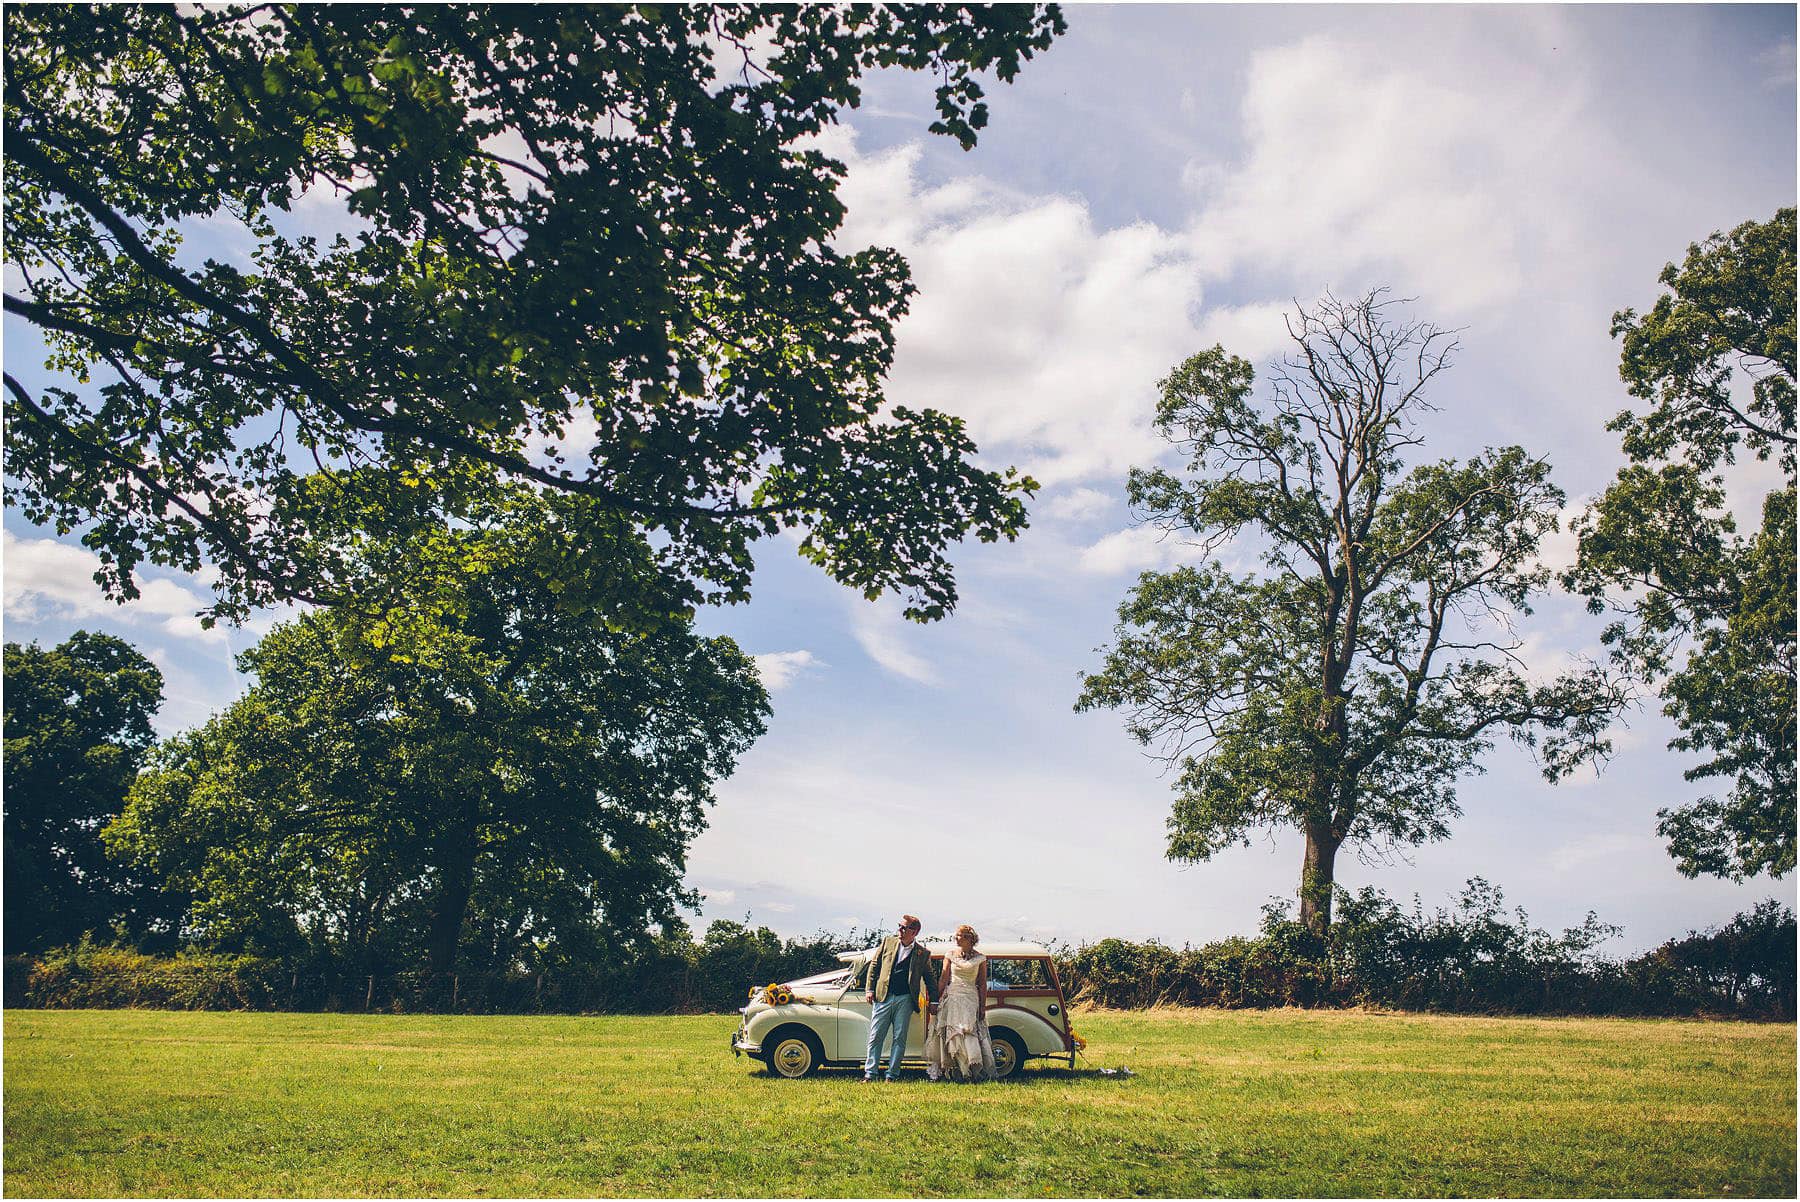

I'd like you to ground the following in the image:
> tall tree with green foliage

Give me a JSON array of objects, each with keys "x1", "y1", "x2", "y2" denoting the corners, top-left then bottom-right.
[
  {"x1": 107, "y1": 480, "x2": 767, "y2": 975},
  {"x1": 4, "y1": 4, "x2": 1061, "y2": 626},
  {"x1": 4, "y1": 631, "x2": 169, "y2": 951},
  {"x1": 1078, "y1": 293, "x2": 1623, "y2": 930},
  {"x1": 1565, "y1": 208, "x2": 1796, "y2": 881}
]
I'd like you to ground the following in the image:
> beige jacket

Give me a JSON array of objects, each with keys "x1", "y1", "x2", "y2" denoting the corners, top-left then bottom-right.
[{"x1": 863, "y1": 935, "x2": 941, "y2": 1005}]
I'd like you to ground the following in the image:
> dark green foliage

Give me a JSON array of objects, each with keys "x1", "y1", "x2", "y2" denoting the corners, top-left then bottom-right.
[
  {"x1": 105, "y1": 483, "x2": 769, "y2": 977},
  {"x1": 2, "y1": 631, "x2": 178, "y2": 952},
  {"x1": 9, "y1": 920, "x2": 846, "y2": 1014},
  {"x1": 11, "y1": 903, "x2": 1790, "y2": 1019},
  {"x1": 1567, "y1": 209, "x2": 1796, "y2": 880},
  {"x1": 1078, "y1": 293, "x2": 1623, "y2": 929},
  {"x1": 1611, "y1": 210, "x2": 1794, "y2": 474},
  {"x1": 1630, "y1": 898, "x2": 1795, "y2": 1014},
  {"x1": 4, "y1": 4, "x2": 1060, "y2": 626},
  {"x1": 1058, "y1": 890, "x2": 1794, "y2": 1020}
]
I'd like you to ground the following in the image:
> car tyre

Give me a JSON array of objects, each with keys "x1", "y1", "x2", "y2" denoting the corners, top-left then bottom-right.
[
  {"x1": 763, "y1": 1027, "x2": 822, "y2": 1079},
  {"x1": 990, "y1": 1029, "x2": 1027, "y2": 1080}
]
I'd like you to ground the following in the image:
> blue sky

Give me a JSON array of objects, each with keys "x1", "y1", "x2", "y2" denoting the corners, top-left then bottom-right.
[{"x1": 5, "y1": 5, "x2": 1795, "y2": 953}]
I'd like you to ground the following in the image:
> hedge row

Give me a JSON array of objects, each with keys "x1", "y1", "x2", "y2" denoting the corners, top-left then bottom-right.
[
  {"x1": 8, "y1": 894, "x2": 1792, "y2": 1020},
  {"x1": 1057, "y1": 890, "x2": 1795, "y2": 1019},
  {"x1": 5, "y1": 920, "x2": 850, "y2": 1015}
]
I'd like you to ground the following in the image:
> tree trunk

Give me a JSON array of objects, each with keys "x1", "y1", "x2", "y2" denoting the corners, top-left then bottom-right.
[
  {"x1": 1298, "y1": 824, "x2": 1341, "y2": 932},
  {"x1": 426, "y1": 829, "x2": 477, "y2": 977}
]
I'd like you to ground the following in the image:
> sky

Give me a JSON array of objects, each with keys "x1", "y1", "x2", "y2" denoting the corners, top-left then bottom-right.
[{"x1": 4, "y1": 4, "x2": 1795, "y2": 955}]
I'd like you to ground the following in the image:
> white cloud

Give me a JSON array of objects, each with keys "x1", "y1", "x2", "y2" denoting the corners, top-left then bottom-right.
[
  {"x1": 752, "y1": 649, "x2": 822, "y2": 692},
  {"x1": 703, "y1": 888, "x2": 737, "y2": 906},
  {"x1": 1077, "y1": 524, "x2": 1204, "y2": 576},
  {"x1": 1182, "y1": 34, "x2": 1585, "y2": 314},
  {"x1": 1038, "y1": 486, "x2": 1114, "y2": 522},
  {"x1": 849, "y1": 601, "x2": 939, "y2": 685},
  {"x1": 820, "y1": 129, "x2": 1205, "y2": 492},
  {"x1": 764, "y1": 901, "x2": 796, "y2": 914},
  {"x1": 1191, "y1": 301, "x2": 1298, "y2": 365},
  {"x1": 3, "y1": 529, "x2": 225, "y2": 645},
  {"x1": 811, "y1": 28, "x2": 1615, "y2": 505}
]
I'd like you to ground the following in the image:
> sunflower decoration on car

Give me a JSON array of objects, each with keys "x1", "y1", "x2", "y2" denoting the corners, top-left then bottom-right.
[
  {"x1": 759, "y1": 982, "x2": 793, "y2": 1006},
  {"x1": 1067, "y1": 1025, "x2": 1088, "y2": 1051}
]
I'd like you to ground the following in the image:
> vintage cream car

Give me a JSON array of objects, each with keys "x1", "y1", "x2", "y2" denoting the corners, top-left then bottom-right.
[{"x1": 730, "y1": 940, "x2": 1078, "y2": 1079}]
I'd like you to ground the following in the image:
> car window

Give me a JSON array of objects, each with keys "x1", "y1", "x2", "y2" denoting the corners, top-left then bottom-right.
[{"x1": 984, "y1": 957, "x2": 1052, "y2": 989}]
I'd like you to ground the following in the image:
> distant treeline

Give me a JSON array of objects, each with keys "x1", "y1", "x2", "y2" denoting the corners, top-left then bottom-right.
[{"x1": 6, "y1": 885, "x2": 1792, "y2": 1021}]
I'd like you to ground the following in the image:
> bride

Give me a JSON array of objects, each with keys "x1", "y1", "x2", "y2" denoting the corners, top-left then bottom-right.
[{"x1": 925, "y1": 924, "x2": 996, "y2": 1082}]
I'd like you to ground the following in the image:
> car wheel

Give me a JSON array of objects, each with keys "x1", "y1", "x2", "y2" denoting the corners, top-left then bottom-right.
[
  {"x1": 990, "y1": 1029, "x2": 1027, "y2": 1079},
  {"x1": 764, "y1": 1028, "x2": 822, "y2": 1079}
]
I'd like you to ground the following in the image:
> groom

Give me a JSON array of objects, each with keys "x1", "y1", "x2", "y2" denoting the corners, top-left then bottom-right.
[{"x1": 861, "y1": 914, "x2": 939, "y2": 1082}]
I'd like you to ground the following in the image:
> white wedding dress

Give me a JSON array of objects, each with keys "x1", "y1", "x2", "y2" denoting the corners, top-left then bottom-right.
[{"x1": 925, "y1": 951, "x2": 996, "y2": 1082}]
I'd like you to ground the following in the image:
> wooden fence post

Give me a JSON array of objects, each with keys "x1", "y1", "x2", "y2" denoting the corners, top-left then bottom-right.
[
  {"x1": 452, "y1": 974, "x2": 459, "y2": 1009},
  {"x1": 365, "y1": 975, "x2": 374, "y2": 1010}
]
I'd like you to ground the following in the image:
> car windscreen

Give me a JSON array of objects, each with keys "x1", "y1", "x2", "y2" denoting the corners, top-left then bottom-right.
[{"x1": 785, "y1": 967, "x2": 853, "y2": 988}]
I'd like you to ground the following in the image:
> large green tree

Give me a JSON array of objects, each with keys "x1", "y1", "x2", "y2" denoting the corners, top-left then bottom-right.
[
  {"x1": 1078, "y1": 293, "x2": 1623, "y2": 930},
  {"x1": 3, "y1": 630, "x2": 169, "y2": 951},
  {"x1": 4, "y1": 4, "x2": 1060, "y2": 626},
  {"x1": 106, "y1": 480, "x2": 767, "y2": 975},
  {"x1": 1565, "y1": 208, "x2": 1796, "y2": 880}
]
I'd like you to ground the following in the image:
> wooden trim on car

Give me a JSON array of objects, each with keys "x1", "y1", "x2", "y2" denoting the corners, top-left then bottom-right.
[{"x1": 1045, "y1": 957, "x2": 1074, "y2": 1049}]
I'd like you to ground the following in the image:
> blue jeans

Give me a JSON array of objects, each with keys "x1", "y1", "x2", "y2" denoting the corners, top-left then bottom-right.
[{"x1": 864, "y1": 992, "x2": 914, "y2": 1079}]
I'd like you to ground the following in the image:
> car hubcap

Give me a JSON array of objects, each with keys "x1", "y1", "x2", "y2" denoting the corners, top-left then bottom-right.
[
  {"x1": 774, "y1": 1040, "x2": 810, "y2": 1076},
  {"x1": 993, "y1": 1040, "x2": 1017, "y2": 1077}
]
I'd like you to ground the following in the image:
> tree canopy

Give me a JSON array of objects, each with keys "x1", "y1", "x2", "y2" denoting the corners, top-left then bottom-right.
[
  {"x1": 1078, "y1": 293, "x2": 1623, "y2": 930},
  {"x1": 3, "y1": 630, "x2": 170, "y2": 951},
  {"x1": 106, "y1": 480, "x2": 768, "y2": 975},
  {"x1": 1566, "y1": 208, "x2": 1796, "y2": 881},
  {"x1": 4, "y1": 4, "x2": 1062, "y2": 626}
]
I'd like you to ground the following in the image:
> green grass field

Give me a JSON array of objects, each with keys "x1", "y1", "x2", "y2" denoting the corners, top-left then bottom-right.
[{"x1": 3, "y1": 1007, "x2": 1793, "y2": 1197}]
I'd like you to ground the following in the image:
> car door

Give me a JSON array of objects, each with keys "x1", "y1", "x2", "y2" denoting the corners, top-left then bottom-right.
[{"x1": 831, "y1": 954, "x2": 876, "y2": 1062}]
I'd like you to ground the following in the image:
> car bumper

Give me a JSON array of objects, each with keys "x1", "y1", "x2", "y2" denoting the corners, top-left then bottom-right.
[{"x1": 732, "y1": 1030, "x2": 762, "y2": 1057}]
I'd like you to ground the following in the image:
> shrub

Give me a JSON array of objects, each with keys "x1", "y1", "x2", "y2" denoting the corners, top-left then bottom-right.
[{"x1": 22, "y1": 941, "x2": 287, "y2": 1010}]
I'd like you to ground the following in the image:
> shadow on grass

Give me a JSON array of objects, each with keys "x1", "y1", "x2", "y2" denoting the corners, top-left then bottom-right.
[{"x1": 745, "y1": 1065, "x2": 1131, "y2": 1087}]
